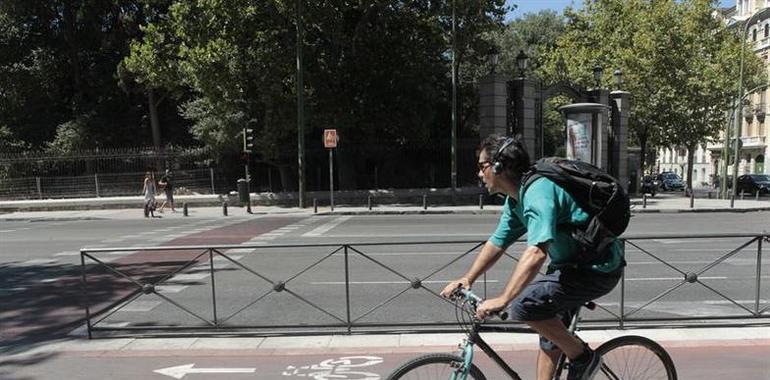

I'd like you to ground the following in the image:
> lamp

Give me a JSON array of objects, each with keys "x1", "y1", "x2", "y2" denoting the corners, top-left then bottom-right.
[
  {"x1": 593, "y1": 64, "x2": 603, "y2": 88},
  {"x1": 516, "y1": 50, "x2": 528, "y2": 78},
  {"x1": 613, "y1": 69, "x2": 623, "y2": 90},
  {"x1": 488, "y1": 46, "x2": 499, "y2": 74}
]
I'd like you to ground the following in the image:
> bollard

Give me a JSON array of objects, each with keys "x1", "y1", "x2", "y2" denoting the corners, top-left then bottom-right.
[
  {"x1": 313, "y1": 198, "x2": 318, "y2": 214},
  {"x1": 367, "y1": 195, "x2": 372, "y2": 211},
  {"x1": 183, "y1": 202, "x2": 189, "y2": 217},
  {"x1": 756, "y1": 191, "x2": 761, "y2": 201},
  {"x1": 479, "y1": 194, "x2": 484, "y2": 209},
  {"x1": 730, "y1": 195, "x2": 735, "y2": 208},
  {"x1": 740, "y1": 191, "x2": 745, "y2": 200},
  {"x1": 223, "y1": 201, "x2": 228, "y2": 216},
  {"x1": 690, "y1": 190, "x2": 694, "y2": 209},
  {"x1": 642, "y1": 194, "x2": 647, "y2": 209},
  {"x1": 422, "y1": 194, "x2": 427, "y2": 210}
]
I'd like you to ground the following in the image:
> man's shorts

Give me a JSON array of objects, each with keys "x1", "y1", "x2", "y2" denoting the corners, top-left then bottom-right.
[
  {"x1": 509, "y1": 267, "x2": 621, "y2": 351},
  {"x1": 165, "y1": 189, "x2": 174, "y2": 203}
]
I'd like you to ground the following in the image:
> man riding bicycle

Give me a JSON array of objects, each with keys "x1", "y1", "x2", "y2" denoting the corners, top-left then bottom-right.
[{"x1": 441, "y1": 135, "x2": 625, "y2": 380}]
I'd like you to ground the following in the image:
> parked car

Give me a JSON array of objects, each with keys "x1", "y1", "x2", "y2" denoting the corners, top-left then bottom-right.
[
  {"x1": 641, "y1": 175, "x2": 659, "y2": 196},
  {"x1": 736, "y1": 174, "x2": 770, "y2": 195},
  {"x1": 655, "y1": 172, "x2": 685, "y2": 191}
]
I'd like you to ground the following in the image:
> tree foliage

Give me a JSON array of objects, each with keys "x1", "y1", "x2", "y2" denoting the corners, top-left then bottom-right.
[{"x1": 538, "y1": 0, "x2": 764, "y2": 189}]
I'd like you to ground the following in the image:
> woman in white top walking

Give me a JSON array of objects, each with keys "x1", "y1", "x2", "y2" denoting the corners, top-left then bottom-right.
[{"x1": 142, "y1": 171, "x2": 157, "y2": 218}]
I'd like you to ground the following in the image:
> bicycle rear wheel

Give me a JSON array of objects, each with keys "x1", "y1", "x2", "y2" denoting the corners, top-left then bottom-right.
[
  {"x1": 595, "y1": 335, "x2": 677, "y2": 380},
  {"x1": 386, "y1": 353, "x2": 487, "y2": 380}
]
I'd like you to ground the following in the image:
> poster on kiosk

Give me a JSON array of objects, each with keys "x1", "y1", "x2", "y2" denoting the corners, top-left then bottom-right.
[{"x1": 566, "y1": 113, "x2": 592, "y2": 163}]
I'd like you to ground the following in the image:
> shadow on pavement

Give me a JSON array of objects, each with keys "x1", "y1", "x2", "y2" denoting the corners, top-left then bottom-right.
[{"x1": 0, "y1": 255, "x2": 209, "y2": 355}]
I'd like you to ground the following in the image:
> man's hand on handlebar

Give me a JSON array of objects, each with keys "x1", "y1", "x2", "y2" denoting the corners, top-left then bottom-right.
[
  {"x1": 475, "y1": 296, "x2": 508, "y2": 320},
  {"x1": 440, "y1": 278, "x2": 471, "y2": 299}
]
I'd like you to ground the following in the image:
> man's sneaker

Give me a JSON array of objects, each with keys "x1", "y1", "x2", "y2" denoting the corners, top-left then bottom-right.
[{"x1": 567, "y1": 347, "x2": 602, "y2": 380}]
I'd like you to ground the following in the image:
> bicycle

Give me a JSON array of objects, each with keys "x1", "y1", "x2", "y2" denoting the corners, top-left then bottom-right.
[{"x1": 386, "y1": 287, "x2": 677, "y2": 380}]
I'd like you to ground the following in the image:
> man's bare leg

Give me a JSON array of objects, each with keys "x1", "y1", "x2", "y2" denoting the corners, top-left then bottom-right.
[
  {"x1": 537, "y1": 348, "x2": 562, "y2": 380},
  {"x1": 527, "y1": 318, "x2": 585, "y2": 359}
]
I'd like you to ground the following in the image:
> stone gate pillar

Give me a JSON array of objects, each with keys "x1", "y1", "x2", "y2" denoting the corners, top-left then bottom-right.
[
  {"x1": 611, "y1": 90, "x2": 632, "y2": 191},
  {"x1": 479, "y1": 73, "x2": 508, "y2": 139},
  {"x1": 510, "y1": 77, "x2": 540, "y2": 160}
]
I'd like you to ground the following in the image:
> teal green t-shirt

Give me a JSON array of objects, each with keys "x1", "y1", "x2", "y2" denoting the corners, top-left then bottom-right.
[{"x1": 489, "y1": 177, "x2": 623, "y2": 273}]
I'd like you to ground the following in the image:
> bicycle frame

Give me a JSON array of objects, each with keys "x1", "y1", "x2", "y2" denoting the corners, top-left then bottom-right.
[{"x1": 452, "y1": 305, "x2": 585, "y2": 380}]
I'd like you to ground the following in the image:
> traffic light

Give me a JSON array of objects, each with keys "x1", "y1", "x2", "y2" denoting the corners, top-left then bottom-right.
[{"x1": 242, "y1": 128, "x2": 255, "y2": 153}]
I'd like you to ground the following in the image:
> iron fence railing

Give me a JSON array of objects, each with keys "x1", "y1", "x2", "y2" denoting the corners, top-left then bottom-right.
[{"x1": 79, "y1": 233, "x2": 768, "y2": 338}]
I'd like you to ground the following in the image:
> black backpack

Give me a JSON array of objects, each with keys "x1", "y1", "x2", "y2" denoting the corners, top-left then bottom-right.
[{"x1": 521, "y1": 157, "x2": 630, "y2": 264}]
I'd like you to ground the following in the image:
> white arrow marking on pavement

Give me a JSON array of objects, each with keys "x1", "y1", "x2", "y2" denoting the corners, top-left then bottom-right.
[{"x1": 154, "y1": 364, "x2": 256, "y2": 379}]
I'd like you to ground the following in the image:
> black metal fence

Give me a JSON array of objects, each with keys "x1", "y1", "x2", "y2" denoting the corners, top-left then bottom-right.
[{"x1": 79, "y1": 233, "x2": 768, "y2": 338}]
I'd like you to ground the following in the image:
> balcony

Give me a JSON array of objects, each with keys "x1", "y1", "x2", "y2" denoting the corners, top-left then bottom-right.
[{"x1": 742, "y1": 135, "x2": 767, "y2": 148}]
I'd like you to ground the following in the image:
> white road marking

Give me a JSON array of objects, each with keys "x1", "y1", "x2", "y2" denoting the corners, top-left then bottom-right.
[
  {"x1": 311, "y1": 280, "x2": 499, "y2": 285},
  {"x1": 154, "y1": 364, "x2": 256, "y2": 379},
  {"x1": 169, "y1": 273, "x2": 210, "y2": 281},
  {"x1": 155, "y1": 285, "x2": 189, "y2": 294},
  {"x1": 117, "y1": 300, "x2": 162, "y2": 312},
  {"x1": 303, "y1": 216, "x2": 353, "y2": 237},
  {"x1": 22, "y1": 258, "x2": 58, "y2": 266}
]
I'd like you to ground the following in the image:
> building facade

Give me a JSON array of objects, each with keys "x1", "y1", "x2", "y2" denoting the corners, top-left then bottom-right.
[{"x1": 657, "y1": 1, "x2": 770, "y2": 187}]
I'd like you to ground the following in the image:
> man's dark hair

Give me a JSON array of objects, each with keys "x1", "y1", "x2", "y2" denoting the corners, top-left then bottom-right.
[{"x1": 479, "y1": 134, "x2": 531, "y2": 185}]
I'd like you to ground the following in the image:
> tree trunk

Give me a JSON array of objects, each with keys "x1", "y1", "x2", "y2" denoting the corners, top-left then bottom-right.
[
  {"x1": 686, "y1": 143, "x2": 696, "y2": 195},
  {"x1": 148, "y1": 89, "x2": 162, "y2": 149}
]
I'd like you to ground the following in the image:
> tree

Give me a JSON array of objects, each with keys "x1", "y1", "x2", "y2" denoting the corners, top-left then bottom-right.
[
  {"x1": 485, "y1": 10, "x2": 566, "y2": 155},
  {"x1": 123, "y1": 0, "x2": 508, "y2": 190},
  {"x1": 538, "y1": 0, "x2": 763, "y2": 191}
]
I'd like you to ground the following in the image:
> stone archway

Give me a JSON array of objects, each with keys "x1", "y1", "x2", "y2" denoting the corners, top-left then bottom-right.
[{"x1": 479, "y1": 73, "x2": 631, "y2": 190}]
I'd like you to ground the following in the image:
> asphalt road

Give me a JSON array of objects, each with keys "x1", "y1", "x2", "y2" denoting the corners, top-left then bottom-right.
[{"x1": 2, "y1": 212, "x2": 769, "y2": 345}]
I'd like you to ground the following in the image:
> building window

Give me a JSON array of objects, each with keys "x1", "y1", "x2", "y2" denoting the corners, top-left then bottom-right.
[
  {"x1": 753, "y1": 28, "x2": 758, "y2": 42},
  {"x1": 765, "y1": 24, "x2": 769, "y2": 38}
]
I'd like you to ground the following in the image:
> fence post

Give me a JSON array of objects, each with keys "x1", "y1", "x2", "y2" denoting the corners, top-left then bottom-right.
[
  {"x1": 367, "y1": 195, "x2": 372, "y2": 210},
  {"x1": 94, "y1": 174, "x2": 100, "y2": 198},
  {"x1": 422, "y1": 194, "x2": 427, "y2": 210},
  {"x1": 690, "y1": 190, "x2": 694, "y2": 209},
  {"x1": 756, "y1": 191, "x2": 760, "y2": 201},
  {"x1": 210, "y1": 168, "x2": 216, "y2": 194},
  {"x1": 183, "y1": 202, "x2": 189, "y2": 216},
  {"x1": 479, "y1": 194, "x2": 484, "y2": 209},
  {"x1": 642, "y1": 194, "x2": 647, "y2": 209},
  {"x1": 740, "y1": 191, "x2": 745, "y2": 200},
  {"x1": 222, "y1": 201, "x2": 228, "y2": 216},
  {"x1": 313, "y1": 198, "x2": 318, "y2": 214},
  {"x1": 36, "y1": 177, "x2": 42, "y2": 199}
]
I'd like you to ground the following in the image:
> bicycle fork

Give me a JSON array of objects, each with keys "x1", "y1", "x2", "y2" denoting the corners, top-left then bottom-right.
[{"x1": 450, "y1": 338, "x2": 475, "y2": 380}]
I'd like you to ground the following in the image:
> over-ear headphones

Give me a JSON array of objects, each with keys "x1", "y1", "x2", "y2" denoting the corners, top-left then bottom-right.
[{"x1": 491, "y1": 137, "x2": 515, "y2": 174}]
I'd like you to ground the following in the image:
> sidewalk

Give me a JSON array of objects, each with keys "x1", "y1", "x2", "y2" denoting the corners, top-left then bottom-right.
[
  {"x1": 8, "y1": 325, "x2": 769, "y2": 358},
  {"x1": 1, "y1": 193, "x2": 768, "y2": 221}
]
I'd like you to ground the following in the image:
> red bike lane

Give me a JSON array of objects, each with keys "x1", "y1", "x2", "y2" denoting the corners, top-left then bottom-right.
[
  {"x1": 3, "y1": 340, "x2": 768, "y2": 379},
  {"x1": 0, "y1": 217, "x2": 306, "y2": 347}
]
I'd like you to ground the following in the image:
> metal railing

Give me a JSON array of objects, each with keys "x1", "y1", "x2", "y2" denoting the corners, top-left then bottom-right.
[{"x1": 79, "y1": 233, "x2": 768, "y2": 338}]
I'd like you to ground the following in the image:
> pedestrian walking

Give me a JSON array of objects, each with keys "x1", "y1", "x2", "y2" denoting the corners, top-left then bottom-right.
[
  {"x1": 158, "y1": 169, "x2": 176, "y2": 213},
  {"x1": 142, "y1": 171, "x2": 157, "y2": 218}
]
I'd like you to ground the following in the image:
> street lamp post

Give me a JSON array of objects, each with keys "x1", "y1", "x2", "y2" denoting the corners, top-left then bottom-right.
[
  {"x1": 515, "y1": 50, "x2": 528, "y2": 78},
  {"x1": 450, "y1": 0, "x2": 457, "y2": 204},
  {"x1": 296, "y1": 0, "x2": 306, "y2": 208},
  {"x1": 613, "y1": 69, "x2": 623, "y2": 91},
  {"x1": 593, "y1": 64, "x2": 603, "y2": 89}
]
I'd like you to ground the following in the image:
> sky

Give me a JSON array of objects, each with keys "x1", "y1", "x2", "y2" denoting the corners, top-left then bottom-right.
[{"x1": 505, "y1": 0, "x2": 735, "y2": 21}]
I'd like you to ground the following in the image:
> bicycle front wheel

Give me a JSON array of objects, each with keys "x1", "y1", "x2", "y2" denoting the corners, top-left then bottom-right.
[
  {"x1": 386, "y1": 353, "x2": 487, "y2": 380},
  {"x1": 595, "y1": 335, "x2": 677, "y2": 380}
]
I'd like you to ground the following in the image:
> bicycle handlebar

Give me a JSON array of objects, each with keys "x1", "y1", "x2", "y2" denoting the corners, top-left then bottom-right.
[{"x1": 451, "y1": 287, "x2": 509, "y2": 321}]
